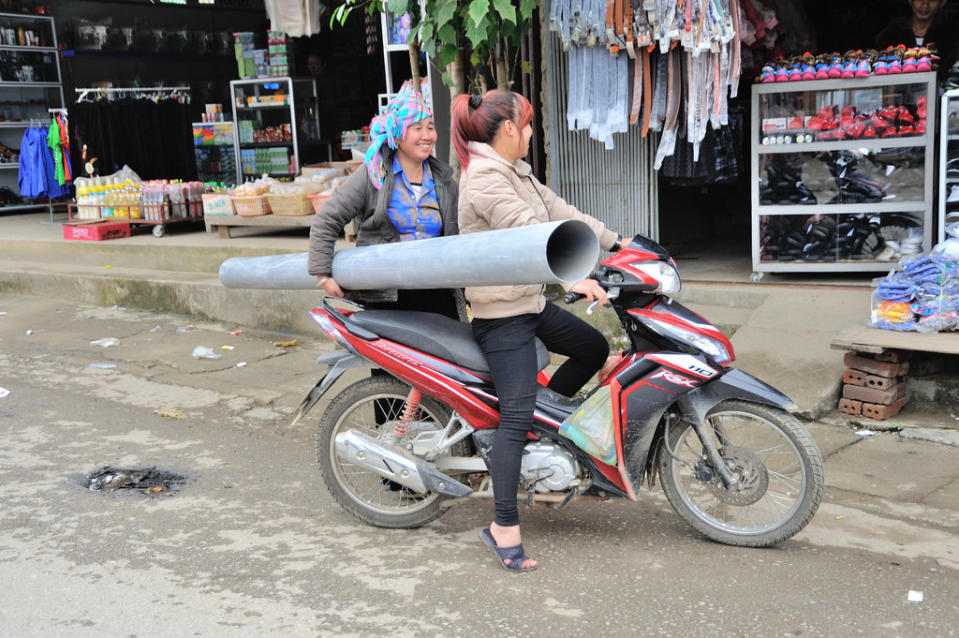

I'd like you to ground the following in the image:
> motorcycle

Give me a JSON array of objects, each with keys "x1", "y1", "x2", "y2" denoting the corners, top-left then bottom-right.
[{"x1": 293, "y1": 233, "x2": 824, "y2": 547}]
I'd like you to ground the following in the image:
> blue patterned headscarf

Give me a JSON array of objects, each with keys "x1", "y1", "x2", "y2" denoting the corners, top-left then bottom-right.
[{"x1": 364, "y1": 90, "x2": 433, "y2": 189}]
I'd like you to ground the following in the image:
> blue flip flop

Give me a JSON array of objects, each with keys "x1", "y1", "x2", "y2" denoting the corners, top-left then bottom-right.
[{"x1": 480, "y1": 527, "x2": 538, "y2": 573}]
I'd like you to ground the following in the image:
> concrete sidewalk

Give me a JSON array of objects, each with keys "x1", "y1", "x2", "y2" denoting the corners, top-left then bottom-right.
[{"x1": 0, "y1": 210, "x2": 954, "y2": 430}]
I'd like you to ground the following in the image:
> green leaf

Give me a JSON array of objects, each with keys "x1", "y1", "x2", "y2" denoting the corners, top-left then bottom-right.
[
  {"x1": 437, "y1": 43, "x2": 458, "y2": 67},
  {"x1": 387, "y1": 0, "x2": 409, "y2": 14},
  {"x1": 520, "y1": 60, "x2": 533, "y2": 74},
  {"x1": 469, "y1": 50, "x2": 482, "y2": 66},
  {"x1": 492, "y1": 0, "x2": 516, "y2": 23},
  {"x1": 467, "y1": 0, "x2": 490, "y2": 28},
  {"x1": 519, "y1": 0, "x2": 536, "y2": 20},
  {"x1": 434, "y1": 0, "x2": 458, "y2": 28},
  {"x1": 436, "y1": 23, "x2": 458, "y2": 45},
  {"x1": 419, "y1": 21, "x2": 434, "y2": 46}
]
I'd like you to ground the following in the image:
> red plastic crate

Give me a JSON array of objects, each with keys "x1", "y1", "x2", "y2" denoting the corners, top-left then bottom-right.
[{"x1": 62, "y1": 222, "x2": 131, "y2": 242}]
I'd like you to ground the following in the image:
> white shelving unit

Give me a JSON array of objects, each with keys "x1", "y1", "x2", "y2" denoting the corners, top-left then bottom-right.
[
  {"x1": 751, "y1": 73, "x2": 937, "y2": 273},
  {"x1": 229, "y1": 76, "x2": 319, "y2": 183},
  {"x1": 939, "y1": 88, "x2": 959, "y2": 244},
  {"x1": 379, "y1": 11, "x2": 433, "y2": 112},
  {"x1": 0, "y1": 12, "x2": 66, "y2": 215}
]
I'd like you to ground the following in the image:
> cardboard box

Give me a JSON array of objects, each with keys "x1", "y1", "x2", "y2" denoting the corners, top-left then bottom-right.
[
  {"x1": 202, "y1": 192, "x2": 235, "y2": 216},
  {"x1": 301, "y1": 161, "x2": 362, "y2": 178},
  {"x1": 63, "y1": 221, "x2": 131, "y2": 242}
]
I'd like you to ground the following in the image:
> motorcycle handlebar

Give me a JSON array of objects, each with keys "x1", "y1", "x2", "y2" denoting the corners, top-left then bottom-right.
[{"x1": 563, "y1": 292, "x2": 586, "y2": 304}]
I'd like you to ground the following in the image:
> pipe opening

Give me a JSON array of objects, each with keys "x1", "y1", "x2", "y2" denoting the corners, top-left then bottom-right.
[{"x1": 545, "y1": 220, "x2": 600, "y2": 282}]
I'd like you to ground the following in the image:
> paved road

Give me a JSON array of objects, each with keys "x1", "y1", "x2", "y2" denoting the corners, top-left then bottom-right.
[{"x1": 0, "y1": 294, "x2": 957, "y2": 637}]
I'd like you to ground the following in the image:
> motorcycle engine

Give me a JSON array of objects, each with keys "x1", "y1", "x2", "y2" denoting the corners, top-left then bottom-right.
[{"x1": 520, "y1": 442, "x2": 581, "y2": 492}]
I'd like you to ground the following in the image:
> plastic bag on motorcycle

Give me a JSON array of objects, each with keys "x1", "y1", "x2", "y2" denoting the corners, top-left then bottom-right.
[{"x1": 559, "y1": 386, "x2": 616, "y2": 465}]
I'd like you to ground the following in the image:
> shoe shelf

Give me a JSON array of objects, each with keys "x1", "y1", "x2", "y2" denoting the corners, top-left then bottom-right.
[
  {"x1": 751, "y1": 72, "x2": 937, "y2": 273},
  {"x1": 939, "y1": 89, "x2": 959, "y2": 243}
]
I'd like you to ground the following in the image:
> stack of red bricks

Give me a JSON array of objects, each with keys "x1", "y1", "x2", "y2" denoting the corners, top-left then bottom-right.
[{"x1": 838, "y1": 351, "x2": 911, "y2": 420}]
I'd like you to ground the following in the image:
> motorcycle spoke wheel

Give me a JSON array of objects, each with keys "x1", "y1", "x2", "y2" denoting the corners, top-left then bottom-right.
[
  {"x1": 659, "y1": 400, "x2": 824, "y2": 547},
  {"x1": 315, "y1": 376, "x2": 452, "y2": 528}
]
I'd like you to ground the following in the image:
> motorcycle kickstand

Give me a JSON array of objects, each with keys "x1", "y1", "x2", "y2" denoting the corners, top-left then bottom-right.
[{"x1": 549, "y1": 480, "x2": 591, "y2": 510}]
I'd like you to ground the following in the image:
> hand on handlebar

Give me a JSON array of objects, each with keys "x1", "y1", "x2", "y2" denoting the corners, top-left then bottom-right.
[{"x1": 567, "y1": 279, "x2": 608, "y2": 307}]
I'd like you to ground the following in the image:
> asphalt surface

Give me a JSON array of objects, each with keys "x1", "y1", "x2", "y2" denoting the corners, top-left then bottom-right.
[{"x1": 0, "y1": 293, "x2": 957, "y2": 637}]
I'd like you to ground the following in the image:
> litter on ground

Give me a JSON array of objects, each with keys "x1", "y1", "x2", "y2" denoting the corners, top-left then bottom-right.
[
  {"x1": 154, "y1": 408, "x2": 187, "y2": 419},
  {"x1": 90, "y1": 337, "x2": 120, "y2": 348},
  {"x1": 273, "y1": 339, "x2": 299, "y2": 348}
]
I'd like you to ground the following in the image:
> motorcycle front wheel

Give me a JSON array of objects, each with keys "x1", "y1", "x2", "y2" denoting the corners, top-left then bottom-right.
[
  {"x1": 658, "y1": 399, "x2": 824, "y2": 547},
  {"x1": 315, "y1": 376, "x2": 456, "y2": 529}
]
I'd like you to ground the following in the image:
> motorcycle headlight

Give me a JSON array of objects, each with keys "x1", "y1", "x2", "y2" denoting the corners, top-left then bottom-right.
[
  {"x1": 631, "y1": 261, "x2": 682, "y2": 295},
  {"x1": 646, "y1": 317, "x2": 731, "y2": 364}
]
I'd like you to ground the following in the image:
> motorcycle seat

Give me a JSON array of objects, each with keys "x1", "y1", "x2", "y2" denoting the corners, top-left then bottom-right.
[{"x1": 347, "y1": 309, "x2": 549, "y2": 375}]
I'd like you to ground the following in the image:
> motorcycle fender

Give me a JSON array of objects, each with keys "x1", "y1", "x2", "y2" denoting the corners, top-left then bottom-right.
[
  {"x1": 288, "y1": 351, "x2": 372, "y2": 427},
  {"x1": 676, "y1": 368, "x2": 798, "y2": 426}
]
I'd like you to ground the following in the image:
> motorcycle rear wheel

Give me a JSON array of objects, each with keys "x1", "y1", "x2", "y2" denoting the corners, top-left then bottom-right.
[
  {"x1": 658, "y1": 400, "x2": 824, "y2": 547},
  {"x1": 315, "y1": 376, "x2": 456, "y2": 529}
]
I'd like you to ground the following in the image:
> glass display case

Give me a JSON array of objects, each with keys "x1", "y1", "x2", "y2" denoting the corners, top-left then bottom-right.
[
  {"x1": 229, "y1": 77, "x2": 320, "y2": 183},
  {"x1": 192, "y1": 121, "x2": 237, "y2": 184},
  {"x1": 940, "y1": 89, "x2": 959, "y2": 243},
  {"x1": 751, "y1": 73, "x2": 936, "y2": 272}
]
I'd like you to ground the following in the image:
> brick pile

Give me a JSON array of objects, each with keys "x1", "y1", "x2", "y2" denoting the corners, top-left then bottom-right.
[{"x1": 838, "y1": 351, "x2": 911, "y2": 420}]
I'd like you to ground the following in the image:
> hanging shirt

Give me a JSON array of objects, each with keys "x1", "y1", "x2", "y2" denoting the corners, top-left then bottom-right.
[
  {"x1": 58, "y1": 115, "x2": 72, "y2": 183},
  {"x1": 47, "y1": 118, "x2": 64, "y2": 187},
  {"x1": 387, "y1": 156, "x2": 442, "y2": 241}
]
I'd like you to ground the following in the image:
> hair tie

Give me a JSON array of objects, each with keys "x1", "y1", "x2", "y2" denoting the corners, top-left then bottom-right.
[{"x1": 468, "y1": 94, "x2": 482, "y2": 110}]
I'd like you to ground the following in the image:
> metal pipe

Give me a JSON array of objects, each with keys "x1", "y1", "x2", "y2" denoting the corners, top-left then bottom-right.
[{"x1": 218, "y1": 219, "x2": 600, "y2": 290}]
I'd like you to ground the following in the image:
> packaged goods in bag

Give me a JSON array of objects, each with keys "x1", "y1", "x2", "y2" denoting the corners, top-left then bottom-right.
[{"x1": 559, "y1": 385, "x2": 616, "y2": 465}]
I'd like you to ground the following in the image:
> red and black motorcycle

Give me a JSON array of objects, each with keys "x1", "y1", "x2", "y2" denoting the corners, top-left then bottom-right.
[{"x1": 294, "y1": 234, "x2": 824, "y2": 547}]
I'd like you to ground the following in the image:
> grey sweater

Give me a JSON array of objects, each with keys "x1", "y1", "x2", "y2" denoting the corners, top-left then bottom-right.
[{"x1": 307, "y1": 148, "x2": 462, "y2": 310}]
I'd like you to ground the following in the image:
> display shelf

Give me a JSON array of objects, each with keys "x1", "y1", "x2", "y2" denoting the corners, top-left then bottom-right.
[
  {"x1": 0, "y1": 82, "x2": 61, "y2": 88},
  {"x1": 230, "y1": 77, "x2": 319, "y2": 184},
  {"x1": 67, "y1": 0, "x2": 263, "y2": 11},
  {"x1": 751, "y1": 72, "x2": 936, "y2": 273},
  {"x1": 0, "y1": 12, "x2": 65, "y2": 223},
  {"x1": 61, "y1": 49, "x2": 233, "y2": 62},
  {"x1": 939, "y1": 89, "x2": 959, "y2": 243},
  {"x1": 204, "y1": 212, "x2": 315, "y2": 238},
  {"x1": 238, "y1": 141, "x2": 293, "y2": 147},
  {"x1": 758, "y1": 136, "x2": 929, "y2": 154},
  {"x1": 0, "y1": 45, "x2": 56, "y2": 52},
  {"x1": 236, "y1": 103, "x2": 291, "y2": 110}
]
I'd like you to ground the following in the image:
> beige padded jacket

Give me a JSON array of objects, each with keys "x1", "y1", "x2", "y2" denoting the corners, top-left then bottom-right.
[{"x1": 458, "y1": 142, "x2": 618, "y2": 319}]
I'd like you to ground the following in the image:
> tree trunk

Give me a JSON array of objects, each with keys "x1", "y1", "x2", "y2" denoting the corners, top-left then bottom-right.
[
  {"x1": 409, "y1": 40, "x2": 422, "y2": 93},
  {"x1": 495, "y1": 41, "x2": 509, "y2": 90},
  {"x1": 446, "y1": 49, "x2": 466, "y2": 176}
]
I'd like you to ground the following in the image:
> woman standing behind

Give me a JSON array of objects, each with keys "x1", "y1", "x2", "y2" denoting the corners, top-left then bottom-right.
[
  {"x1": 308, "y1": 91, "x2": 464, "y2": 320},
  {"x1": 452, "y1": 90, "x2": 622, "y2": 572}
]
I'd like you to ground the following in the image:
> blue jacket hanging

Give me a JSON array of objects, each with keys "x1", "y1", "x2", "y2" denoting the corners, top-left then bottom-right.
[{"x1": 18, "y1": 126, "x2": 70, "y2": 200}]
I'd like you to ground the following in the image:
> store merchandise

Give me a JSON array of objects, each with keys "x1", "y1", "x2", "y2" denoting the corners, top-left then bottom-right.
[
  {"x1": 549, "y1": 0, "x2": 740, "y2": 161},
  {"x1": 267, "y1": 30, "x2": 291, "y2": 77},
  {"x1": 759, "y1": 45, "x2": 940, "y2": 84},
  {"x1": 47, "y1": 112, "x2": 71, "y2": 187},
  {"x1": 74, "y1": 168, "x2": 209, "y2": 222},
  {"x1": 263, "y1": 0, "x2": 321, "y2": 37},
  {"x1": 69, "y1": 96, "x2": 196, "y2": 181},
  {"x1": 240, "y1": 147, "x2": 293, "y2": 176},
  {"x1": 234, "y1": 31, "x2": 256, "y2": 78},
  {"x1": 870, "y1": 228, "x2": 959, "y2": 333},
  {"x1": 760, "y1": 212, "x2": 922, "y2": 264},
  {"x1": 0, "y1": 49, "x2": 57, "y2": 83},
  {"x1": 760, "y1": 96, "x2": 928, "y2": 146},
  {"x1": 17, "y1": 124, "x2": 69, "y2": 200}
]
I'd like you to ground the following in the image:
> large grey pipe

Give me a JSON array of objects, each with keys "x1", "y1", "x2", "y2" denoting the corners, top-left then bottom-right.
[{"x1": 218, "y1": 219, "x2": 599, "y2": 290}]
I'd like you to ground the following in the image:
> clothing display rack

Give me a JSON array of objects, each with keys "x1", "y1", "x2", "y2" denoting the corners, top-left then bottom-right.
[{"x1": 74, "y1": 86, "x2": 191, "y2": 102}]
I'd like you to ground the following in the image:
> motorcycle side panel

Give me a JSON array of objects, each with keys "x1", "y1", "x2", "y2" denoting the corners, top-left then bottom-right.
[{"x1": 676, "y1": 367, "x2": 798, "y2": 425}]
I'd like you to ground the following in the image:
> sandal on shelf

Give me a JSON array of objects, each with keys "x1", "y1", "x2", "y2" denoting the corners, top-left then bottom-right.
[{"x1": 480, "y1": 527, "x2": 538, "y2": 573}]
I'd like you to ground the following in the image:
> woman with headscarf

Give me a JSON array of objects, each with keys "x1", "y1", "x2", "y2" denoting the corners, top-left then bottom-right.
[{"x1": 308, "y1": 90, "x2": 464, "y2": 319}]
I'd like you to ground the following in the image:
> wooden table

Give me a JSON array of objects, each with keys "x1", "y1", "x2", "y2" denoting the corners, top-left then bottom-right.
[
  {"x1": 831, "y1": 324, "x2": 959, "y2": 355},
  {"x1": 204, "y1": 213, "x2": 315, "y2": 238}
]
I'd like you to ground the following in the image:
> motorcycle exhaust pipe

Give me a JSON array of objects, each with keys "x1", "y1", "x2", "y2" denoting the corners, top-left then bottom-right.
[
  {"x1": 217, "y1": 220, "x2": 599, "y2": 290},
  {"x1": 334, "y1": 429, "x2": 473, "y2": 498}
]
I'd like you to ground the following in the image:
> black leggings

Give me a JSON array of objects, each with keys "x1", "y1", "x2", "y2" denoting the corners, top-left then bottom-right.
[{"x1": 471, "y1": 302, "x2": 609, "y2": 526}]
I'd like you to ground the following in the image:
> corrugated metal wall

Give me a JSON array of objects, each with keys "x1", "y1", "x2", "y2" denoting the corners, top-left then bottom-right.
[{"x1": 542, "y1": 20, "x2": 660, "y2": 240}]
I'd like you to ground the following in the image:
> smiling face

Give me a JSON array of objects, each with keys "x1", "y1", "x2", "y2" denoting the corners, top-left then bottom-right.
[
  {"x1": 396, "y1": 117, "x2": 437, "y2": 163},
  {"x1": 910, "y1": 0, "x2": 944, "y2": 21}
]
